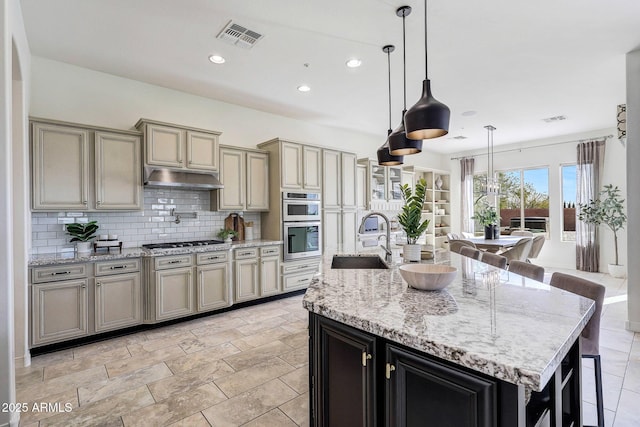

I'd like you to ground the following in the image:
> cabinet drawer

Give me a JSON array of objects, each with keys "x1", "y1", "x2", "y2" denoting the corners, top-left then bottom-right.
[
  {"x1": 282, "y1": 260, "x2": 320, "y2": 275},
  {"x1": 32, "y1": 264, "x2": 87, "y2": 283},
  {"x1": 260, "y1": 246, "x2": 281, "y2": 257},
  {"x1": 235, "y1": 248, "x2": 258, "y2": 260},
  {"x1": 283, "y1": 271, "x2": 315, "y2": 291},
  {"x1": 95, "y1": 258, "x2": 141, "y2": 276},
  {"x1": 154, "y1": 254, "x2": 193, "y2": 270},
  {"x1": 196, "y1": 251, "x2": 229, "y2": 265}
]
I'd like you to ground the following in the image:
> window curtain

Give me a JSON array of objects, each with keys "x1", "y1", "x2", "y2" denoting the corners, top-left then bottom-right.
[
  {"x1": 576, "y1": 139, "x2": 605, "y2": 271},
  {"x1": 460, "y1": 158, "x2": 475, "y2": 234}
]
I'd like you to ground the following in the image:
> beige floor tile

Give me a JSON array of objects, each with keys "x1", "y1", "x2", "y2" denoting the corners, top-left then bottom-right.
[
  {"x1": 189, "y1": 316, "x2": 248, "y2": 338},
  {"x1": 582, "y1": 366, "x2": 624, "y2": 411},
  {"x1": 40, "y1": 385, "x2": 154, "y2": 427},
  {"x1": 281, "y1": 320, "x2": 308, "y2": 333},
  {"x1": 243, "y1": 409, "x2": 297, "y2": 427},
  {"x1": 214, "y1": 357, "x2": 295, "y2": 397},
  {"x1": 582, "y1": 401, "x2": 615, "y2": 427},
  {"x1": 187, "y1": 329, "x2": 246, "y2": 351},
  {"x1": 15, "y1": 366, "x2": 43, "y2": 389},
  {"x1": 236, "y1": 316, "x2": 289, "y2": 336},
  {"x1": 222, "y1": 341, "x2": 293, "y2": 371},
  {"x1": 280, "y1": 345, "x2": 308, "y2": 368},
  {"x1": 122, "y1": 383, "x2": 227, "y2": 427},
  {"x1": 167, "y1": 412, "x2": 211, "y2": 427},
  {"x1": 129, "y1": 331, "x2": 198, "y2": 354},
  {"x1": 280, "y1": 330, "x2": 308, "y2": 349},
  {"x1": 231, "y1": 327, "x2": 295, "y2": 349},
  {"x1": 165, "y1": 342, "x2": 241, "y2": 375},
  {"x1": 600, "y1": 328, "x2": 636, "y2": 354},
  {"x1": 44, "y1": 346, "x2": 131, "y2": 380},
  {"x1": 613, "y1": 389, "x2": 640, "y2": 426},
  {"x1": 243, "y1": 307, "x2": 291, "y2": 324},
  {"x1": 79, "y1": 362, "x2": 173, "y2": 405},
  {"x1": 598, "y1": 346, "x2": 632, "y2": 378},
  {"x1": 18, "y1": 389, "x2": 79, "y2": 425},
  {"x1": 149, "y1": 359, "x2": 235, "y2": 402},
  {"x1": 72, "y1": 334, "x2": 146, "y2": 359},
  {"x1": 201, "y1": 379, "x2": 298, "y2": 426},
  {"x1": 17, "y1": 365, "x2": 108, "y2": 403},
  {"x1": 279, "y1": 393, "x2": 309, "y2": 426},
  {"x1": 29, "y1": 349, "x2": 74, "y2": 368},
  {"x1": 106, "y1": 345, "x2": 185, "y2": 377},
  {"x1": 621, "y1": 359, "x2": 640, "y2": 393},
  {"x1": 279, "y1": 365, "x2": 309, "y2": 395}
]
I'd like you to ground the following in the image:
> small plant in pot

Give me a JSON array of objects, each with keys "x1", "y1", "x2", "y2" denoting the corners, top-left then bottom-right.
[
  {"x1": 398, "y1": 178, "x2": 430, "y2": 262},
  {"x1": 472, "y1": 203, "x2": 500, "y2": 240},
  {"x1": 217, "y1": 228, "x2": 238, "y2": 243},
  {"x1": 578, "y1": 184, "x2": 627, "y2": 278},
  {"x1": 65, "y1": 221, "x2": 99, "y2": 253}
]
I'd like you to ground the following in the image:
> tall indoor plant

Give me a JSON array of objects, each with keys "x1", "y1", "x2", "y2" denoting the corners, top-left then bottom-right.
[
  {"x1": 578, "y1": 184, "x2": 627, "y2": 277},
  {"x1": 472, "y1": 202, "x2": 500, "y2": 239},
  {"x1": 398, "y1": 178, "x2": 430, "y2": 262},
  {"x1": 66, "y1": 220, "x2": 99, "y2": 253}
]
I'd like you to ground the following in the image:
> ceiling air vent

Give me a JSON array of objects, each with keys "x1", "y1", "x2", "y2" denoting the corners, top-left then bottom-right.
[
  {"x1": 217, "y1": 21, "x2": 263, "y2": 49},
  {"x1": 542, "y1": 115, "x2": 567, "y2": 123},
  {"x1": 451, "y1": 135, "x2": 468, "y2": 140}
]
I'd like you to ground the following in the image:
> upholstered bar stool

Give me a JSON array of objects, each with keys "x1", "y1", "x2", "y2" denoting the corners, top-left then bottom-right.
[
  {"x1": 480, "y1": 252, "x2": 507, "y2": 269},
  {"x1": 508, "y1": 260, "x2": 544, "y2": 282},
  {"x1": 550, "y1": 272, "x2": 606, "y2": 427},
  {"x1": 459, "y1": 246, "x2": 481, "y2": 260},
  {"x1": 501, "y1": 237, "x2": 533, "y2": 264},
  {"x1": 449, "y1": 239, "x2": 476, "y2": 254},
  {"x1": 527, "y1": 235, "x2": 546, "y2": 263}
]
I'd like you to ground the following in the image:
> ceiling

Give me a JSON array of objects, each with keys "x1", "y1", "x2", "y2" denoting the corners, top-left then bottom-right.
[{"x1": 20, "y1": 0, "x2": 640, "y2": 154}]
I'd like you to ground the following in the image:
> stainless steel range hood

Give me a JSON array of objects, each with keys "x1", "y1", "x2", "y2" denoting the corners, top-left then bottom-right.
[{"x1": 143, "y1": 167, "x2": 223, "y2": 190}]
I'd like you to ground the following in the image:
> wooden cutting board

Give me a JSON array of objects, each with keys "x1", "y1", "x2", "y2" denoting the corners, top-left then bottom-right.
[{"x1": 224, "y1": 213, "x2": 244, "y2": 241}]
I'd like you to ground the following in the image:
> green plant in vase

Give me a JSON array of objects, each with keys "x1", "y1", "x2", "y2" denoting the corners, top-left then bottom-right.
[
  {"x1": 65, "y1": 221, "x2": 99, "y2": 253},
  {"x1": 398, "y1": 178, "x2": 430, "y2": 261},
  {"x1": 472, "y1": 203, "x2": 500, "y2": 240},
  {"x1": 217, "y1": 228, "x2": 238, "y2": 242}
]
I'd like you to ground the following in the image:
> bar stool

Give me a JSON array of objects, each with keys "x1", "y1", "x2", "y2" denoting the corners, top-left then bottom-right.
[
  {"x1": 480, "y1": 252, "x2": 507, "y2": 269},
  {"x1": 508, "y1": 260, "x2": 544, "y2": 281},
  {"x1": 449, "y1": 239, "x2": 476, "y2": 254},
  {"x1": 459, "y1": 246, "x2": 481, "y2": 260}
]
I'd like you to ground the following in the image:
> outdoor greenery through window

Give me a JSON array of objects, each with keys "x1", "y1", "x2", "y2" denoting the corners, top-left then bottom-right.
[
  {"x1": 561, "y1": 164, "x2": 577, "y2": 241},
  {"x1": 473, "y1": 168, "x2": 549, "y2": 238}
]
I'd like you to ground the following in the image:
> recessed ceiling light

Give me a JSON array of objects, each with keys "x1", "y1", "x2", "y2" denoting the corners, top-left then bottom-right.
[
  {"x1": 461, "y1": 110, "x2": 477, "y2": 117},
  {"x1": 346, "y1": 58, "x2": 362, "y2": 68},
  {"x1": 208, "y1": 55, "x2": 226, "y2": 64},
  {"x1": 297, "y1": 85, "x2": 311, "y2": 92}
]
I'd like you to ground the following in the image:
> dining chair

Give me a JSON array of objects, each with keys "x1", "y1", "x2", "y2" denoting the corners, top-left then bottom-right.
[
  {"x1": 461, "y1": 232, "x2": 475, "y2": 239},
  {"x1": 527, "y1": 235, "x2": 546, "y2": 262},
  {"x1": 446, "y1": 232, "x2": 461, "y2": 240},
  {"x1": 510, "y1": 230, "x2": 534, "y2": 237},
  {"x1": 459, "y1": 246, "x2": 481, "y2": 260},
  {"x1": 480, "y1": 252, "x2": 507, "y2": 269},
  {"x1": 508, "y1": 260, "x2": 544, "y2": 281},
  {"x1": 500, "y1": 237, "x2": 533, "y2": 264},
  {"x1": 449, "y1": 239, "x2": 476, "y2": 254},
  {"x1": 549, "y1": 272, "x2": 606, "y2": 427}
]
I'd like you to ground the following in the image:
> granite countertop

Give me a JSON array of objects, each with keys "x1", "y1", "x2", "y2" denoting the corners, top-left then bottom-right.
[
  {"x1": 303, "y1": 250, "x2": 595, "y2": 391},
  {"x1": 29, "y1": 239, "x2": 283, "y2": 266}
]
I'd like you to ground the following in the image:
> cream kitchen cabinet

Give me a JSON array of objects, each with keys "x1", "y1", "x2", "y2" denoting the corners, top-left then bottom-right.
[
  {"x1": 233, "y1": 246, "x2": 281, "y2": 302},
  {"x1": 31, "y1": 120, "x2": 142, "y2": 211},
  {"x1": 213, "y1": 146, "x2": 269, "y2": 211},
  {"x1": 94, "y1": 259, "x2": 142, "y2": 332},
  {"x1": 303, "y1": 145, "x2": 322, "y2": 191},
  {"x1": 196, "y1": 251, "x2": 231, "y2": 312},
  {"x1": 323, "y1": 209, "x2": 357, "y2": 253},
  {"x1": 322, "y1": 149, "x2": 357, "y2": 210},
  {"x1": 281, "y1": 258, "x2": 320, "y2": 292},
  {"x1": 155, "y1": 266, "x2": 194, "y2": 321},
  {"x1": 259, "y1": 246, "x2": 281, "y2": 297},
  {"x1": 357, "y1": 164, "x2": 368, "y2": 210},
  {"x1": 258, "y1": 139, "x2": 322, "y2": 191},
  {"x1": 136, "y1": 119, "x2": 220, "y2": 172}
]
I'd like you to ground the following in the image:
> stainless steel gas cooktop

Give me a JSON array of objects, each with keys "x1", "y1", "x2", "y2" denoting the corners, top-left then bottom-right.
[{"x1": 142, "y1": 240, "x2": 226, "y2": 250}]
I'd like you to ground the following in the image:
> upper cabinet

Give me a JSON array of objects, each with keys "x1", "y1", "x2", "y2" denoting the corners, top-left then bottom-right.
[
  {"x1": 303, "y1": 146, "x2": 322, "y2": 191},
  {"x1": 357, "y1": 159, "x2": 403, "y2": 210},
  {"x1": 135, "y1": 119, "x2": 220, "y2": 172},
  {"x1": 259, "y1": 139, "x2": 322, "y2": 191},
  {"x1": 31, "y1": 119, "x2": 142, "y2": 211},
  {"x1": 212, "y1": 146, "x2": 269, "y2": 211},
  {"x1": 322, "y1": 149, "x2": 357, "y2": 210}
]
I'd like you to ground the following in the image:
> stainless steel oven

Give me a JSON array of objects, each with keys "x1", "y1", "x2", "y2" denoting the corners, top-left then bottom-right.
[
  {"x1": 282, "y1": 192, "x2": 321, "y2": 222},
  {"x1": 283, "y1": 221, "x2": 322, "y2": 261}
]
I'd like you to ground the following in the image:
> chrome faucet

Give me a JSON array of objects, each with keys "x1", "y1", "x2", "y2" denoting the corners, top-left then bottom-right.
[{"x1": 359, "y1": 212, "x2": 392, "y2": 263}]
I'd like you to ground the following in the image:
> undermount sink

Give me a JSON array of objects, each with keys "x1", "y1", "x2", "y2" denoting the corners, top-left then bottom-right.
[{"x1": 331, "y1": 255, "x2": 389, "y2": 269}]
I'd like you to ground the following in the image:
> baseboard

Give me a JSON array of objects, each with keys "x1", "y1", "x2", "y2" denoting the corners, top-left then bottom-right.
[
  {"x1": 0, "y1": 411, "x2": 20, "y2": 427},
  {"x1": 625, "y1": 320, "x2": 640, "y2": 332},
  {"x1": 14, "y1": 351, "x2": 31, "y2": 368}
]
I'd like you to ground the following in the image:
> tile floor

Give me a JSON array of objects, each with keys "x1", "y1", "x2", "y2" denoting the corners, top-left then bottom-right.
[{"x1": 15, "y1": 268, "x2": 640, "y2": 426}]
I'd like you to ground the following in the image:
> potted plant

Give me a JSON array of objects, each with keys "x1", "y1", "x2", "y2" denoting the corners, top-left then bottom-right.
[
  {"x1": 578, "y1": 184, "x2": 627, "y2": 278},
  {"x1": 217, "y1": 228, "x2": 238, "y2": 243},
  {"x1": 398, "y1": 178, "x2": 430, "y2": 262},
  {"x1": 65, "y1": 221, "x2": 99, "y2": 253},
  {"x1": 472, "y1": 203, "x2": 500, "y2": 240}
]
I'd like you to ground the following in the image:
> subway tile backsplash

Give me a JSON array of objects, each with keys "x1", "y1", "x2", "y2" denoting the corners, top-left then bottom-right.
[{"x1": 30, "y1": 188, "x2": 262, "y2": 254}]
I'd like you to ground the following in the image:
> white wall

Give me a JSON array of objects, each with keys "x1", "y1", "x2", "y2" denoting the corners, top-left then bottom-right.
[{"x1": 448, "y1": 128, "x2": 627, "y2": 270}]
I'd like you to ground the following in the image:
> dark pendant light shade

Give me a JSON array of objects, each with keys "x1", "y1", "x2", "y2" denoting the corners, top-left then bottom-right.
[
  {"x1": 404, "y1": 0, "x2": 450, "y2": 141},
  {"x1": 378, "y1": 45, "x2": 404, "y2": 166}
]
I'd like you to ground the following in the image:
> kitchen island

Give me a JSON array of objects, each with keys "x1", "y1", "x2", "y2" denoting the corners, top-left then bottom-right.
[{"x1": 303, "y1": 252, "x2": 595, "y2": 427}]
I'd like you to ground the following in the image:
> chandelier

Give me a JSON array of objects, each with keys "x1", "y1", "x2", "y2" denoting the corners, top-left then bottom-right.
[{"x1": 483, "y1": 125, "x2": 500, "y2": 195}]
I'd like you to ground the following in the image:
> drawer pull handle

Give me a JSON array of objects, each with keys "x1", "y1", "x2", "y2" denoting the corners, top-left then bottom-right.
[
  {"x1": 298, "y1": 278, "x2": 310, "y2": 283},
  {"x1": 240, "y1": 252, "x2": 253, "y2": 256},
  {"x1": 362, "y1": 352, "x2": 372, "y2": 367},
  {"x1": 51, "y1": 271, "x2": 71, "y2": 276},
  {"x1": 168, "y1": 260, "x2": 183, "y2": 264},
  {"x1": 207, "y1": 256, "x2": 222, "y2": 260},
  {"x1": 110, "y1": 265, "x2": 127, "y2": 270},
  {"x1": 386, "y1": 363, "x2": 396, "y2": 379}
]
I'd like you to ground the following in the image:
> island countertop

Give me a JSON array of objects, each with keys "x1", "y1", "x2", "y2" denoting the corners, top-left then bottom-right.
[{"x1": 302, "y1": 251, "x2": 595, "y2": 391}]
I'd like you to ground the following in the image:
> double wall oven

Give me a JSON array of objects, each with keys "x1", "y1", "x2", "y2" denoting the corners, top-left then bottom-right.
[{"x1": 282, "y1": 192, "x2": 322, "y2": 261}]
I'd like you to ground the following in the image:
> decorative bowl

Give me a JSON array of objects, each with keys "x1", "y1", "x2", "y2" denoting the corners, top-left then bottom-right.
[{"x1": 399, "y1": 264, "x2": 458, "y2": 291}]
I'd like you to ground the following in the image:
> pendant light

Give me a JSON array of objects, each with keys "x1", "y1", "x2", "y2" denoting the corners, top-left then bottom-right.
[
  {"x1": 389, "y1": 5, "x2": 422, "y2": 156},
  {"x1": 404, "y1": 0, "x2": 450, "y2": 140},
  {"x1": 377, "y1": 45, "x2": 404, "y2": 166},
  {"x1": 483, "y1": 125, "x2": 500, "y2": 195}
]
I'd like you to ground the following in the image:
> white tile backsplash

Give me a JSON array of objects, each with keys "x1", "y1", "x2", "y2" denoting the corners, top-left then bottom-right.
[{"x1": 30, "y1": 188, "x2": 262, "y2": 254}]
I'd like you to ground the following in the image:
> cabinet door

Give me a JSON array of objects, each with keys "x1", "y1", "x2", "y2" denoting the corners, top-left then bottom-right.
[
  {"x1": 260, "y1": 256, "x2": 281, "y2": 297},
  {"x1": 356, "y1": 165, "x2": 368, "y2": 210},
  {"x1": 31, "y1": 279, "x2": 88, "y2": 346},
  {"x1": 370, "y1": 163, "x2": 386, "y2": 201},
  {"x1": 246, "y1": 151, "x2": 270, "y2": 211},
  {"x1": 234, "y1": 258, "x2": 259, "y2": 302},
  {"x1": 313, "y1": 315, "x2": 377, "y2": 427},
  {"x1": 303, "y1": 145, "x2": 322, "y2": 191},
  {"x1": 145, "y1": 124, "x2": 184, "y2": 168},
  {"x1": 218, "y1": 148, "x2": 246, "y2": 210},
  {"x1": 323, "y1": 210, "x2": 341, "y2": 252},
  {"x1": 155, "y1": 267, "x2": 194, "y2": 321},
  {"x1": 186, "y1": 130, "x2": 219, "y2": 171},
  {"x1": 94, "y1": 132, "x2": 142, "y2": 210},
  {"x1": 385, "y1": 344, "x2": 497, "y2": 427},
  {"x1": 95, "y1": 272, "x2": 142, "y2": 332},
  {"x1": 341, "y1": 210, "x2": 357, "y2": 253},
  {"x1": 322, "y1": 150, "x2": 341, "y2": 209},
  {"x1": 341, "y1": 152, "x2": 357, "y2": 209},
  {"x1": 32, "y1": 123, "x2": 90, "y2": 210},
  {"x1": 281, "y1": 142, "x2": 303, "y2": 189},
  {"x1": 387, "y1": 166, "x2": 403, "y2": 201},
  {"x1": 197, "y1": 263, "x2": 231, "y2": 312}
]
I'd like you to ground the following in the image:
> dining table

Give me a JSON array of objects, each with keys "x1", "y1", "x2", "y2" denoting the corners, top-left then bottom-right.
[{"x1": 467, "y1": 235, "x2": 523, "y2": 253}]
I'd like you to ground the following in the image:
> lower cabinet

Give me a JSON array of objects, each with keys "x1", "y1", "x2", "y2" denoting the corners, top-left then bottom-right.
[
  {"x1": 95, "y1": 272, "x2": 142, "y2": 332},
  {"x1": 155, "y1": 267, "x2": 194, "y2": 321},
  {"x1": 281, "y1": 258, "x2": 320, "y2": 291},
  {"x1": 234, "y1": 257, "x2": 260, "y2": 302},
  {"x1": 234, "y1": 246, "x2": 281, "y2": 303},
  {"x1": 197, "y1": 262, "x2": 231, "y2": 312}
]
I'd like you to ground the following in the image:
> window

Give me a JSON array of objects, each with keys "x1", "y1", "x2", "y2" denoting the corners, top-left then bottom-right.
[{"x1": 561, "y1": 164, "x2": 577, "y2": 241}]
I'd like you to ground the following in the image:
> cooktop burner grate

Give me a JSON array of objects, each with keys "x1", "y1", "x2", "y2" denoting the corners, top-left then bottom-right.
[{"x1": 142, "y1": 240, "x2": 226, "y2": 250}]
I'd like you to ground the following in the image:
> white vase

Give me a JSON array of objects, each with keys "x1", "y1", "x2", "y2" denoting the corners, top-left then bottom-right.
[
  {"x1": 76, "y1": 241, "x2": 92, "y2": 253},
  {"x1": 608, "y1": 263, "x2": 626, "y2": 278},
  {"x1": 403, "y1": 244, "x2": 422, "y2": 262},
  {"x1": 435, "y1": 176, "x2": 443, "y2": 190}
]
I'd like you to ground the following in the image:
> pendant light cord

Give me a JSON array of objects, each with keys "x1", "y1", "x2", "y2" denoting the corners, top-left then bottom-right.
[
  {"x1": 424, "y1": 0, "x2": 428, "y2": 79},
  {"x1": 402, "y1": 10, "x2": 407, "y2": 109},
  {"x1": 387, "y1": 48, "x2": 392, "y2": 130}
]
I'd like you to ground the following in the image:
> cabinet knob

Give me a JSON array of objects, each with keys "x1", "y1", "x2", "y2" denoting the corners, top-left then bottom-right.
[
  {"x1": 362, "y1": 352, "x2": 372, "y2": 367},
  {"x1": 96, "y1": 282, "x2": 101, "y2": 287},
  {"x1": 81, "y1": 285, "x2": 87, "y2": 289},
  {"x1": 385, "y1": 363, "x2": 396, "y2": 379},
  {"x1": 83, "y1": 201, "x2": 88, "y2": 205},
  {"x1": 97, "y1": 200, "x2": 102, "y2": 206}
]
